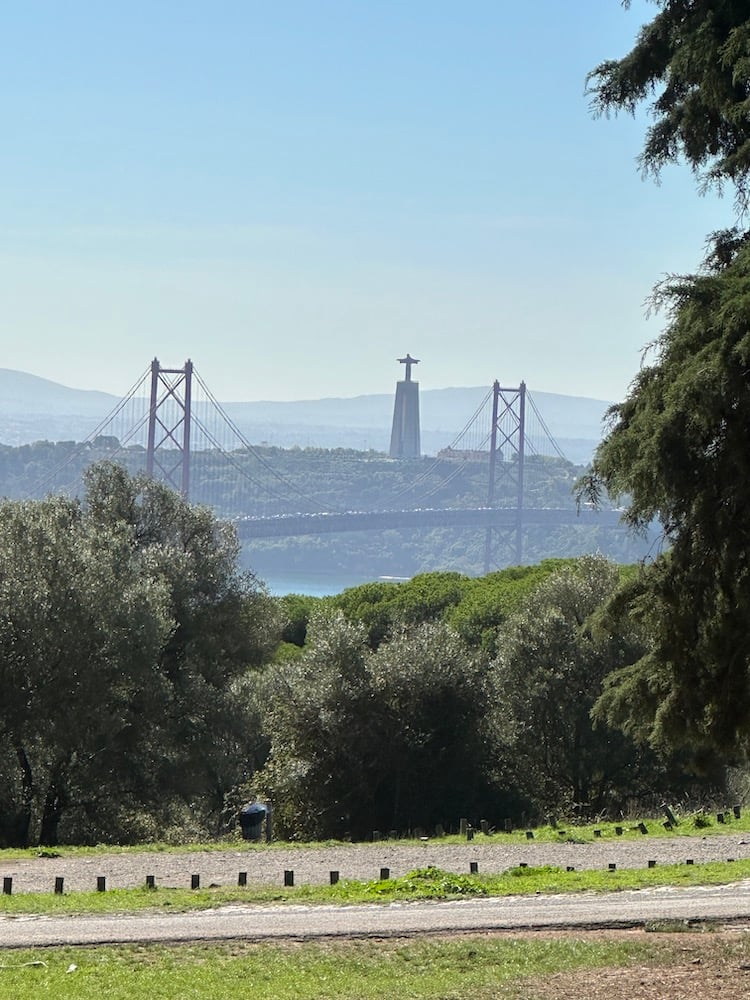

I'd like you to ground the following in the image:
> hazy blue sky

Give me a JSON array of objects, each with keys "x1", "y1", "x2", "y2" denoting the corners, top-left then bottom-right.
[{"x1": 0, "y1": 1, "x2": 735, "y2": 403}]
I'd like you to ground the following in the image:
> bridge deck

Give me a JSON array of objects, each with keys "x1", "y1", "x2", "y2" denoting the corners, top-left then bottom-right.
[{"x1": 235, "y1": 507, "x2": 625, "y2": 539}]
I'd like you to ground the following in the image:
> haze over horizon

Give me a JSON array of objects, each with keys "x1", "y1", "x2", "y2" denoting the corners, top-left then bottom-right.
[
  {"x1": 2, "y1": 2, "x2": 733, "y2": 405},
  {"x1": 0, "y1": 363, "x2": 613, "y2": 407}
]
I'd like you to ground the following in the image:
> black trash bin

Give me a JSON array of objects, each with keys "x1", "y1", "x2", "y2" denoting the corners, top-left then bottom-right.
[{"x1": 239, "y1": 801, "x2": 267, "y2": 841}]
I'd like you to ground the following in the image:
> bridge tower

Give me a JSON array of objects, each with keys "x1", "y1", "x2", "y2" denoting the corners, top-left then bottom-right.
[
  {"x1": 483, "y1": 381, "x2": 526, "y2": 572},
  {"x1": 145, "y1": 358, "x2": 193, "y2": 498}
]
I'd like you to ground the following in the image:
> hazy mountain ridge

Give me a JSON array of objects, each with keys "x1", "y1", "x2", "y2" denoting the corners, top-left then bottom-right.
[{"x1": 0, "y1": 369, "x2": 611, "y2": 463}]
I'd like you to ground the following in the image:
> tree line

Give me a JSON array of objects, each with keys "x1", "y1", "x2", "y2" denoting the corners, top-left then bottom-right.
[{"x1": 0, "y1": 464, "x2": 722, "y2": 846}]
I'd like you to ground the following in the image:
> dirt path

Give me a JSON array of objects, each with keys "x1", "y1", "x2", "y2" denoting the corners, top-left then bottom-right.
[{"x1": 2, "y1": 832, "x2": 749, "y2": 894}]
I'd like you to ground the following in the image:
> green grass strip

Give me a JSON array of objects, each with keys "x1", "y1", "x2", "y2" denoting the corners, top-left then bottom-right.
[
  {"x1": 1, "y1": 859, "x2": 749, "y2": 916},
  {"x1": 0, "y1": 808, "x2": 746, "y2": 864},
  {"x1": 0, "y1": 936, "x2": 656, "y2": 999}
]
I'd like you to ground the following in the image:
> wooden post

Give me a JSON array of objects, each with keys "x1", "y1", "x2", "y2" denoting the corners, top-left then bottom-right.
[
  {"x1": 97, "y1": 876, "x2": 106, "y2": 892},
  {"x1": 615, "y1": 826, "x2": 623, "y2": 836},
  {"x1": 638, "y1": 822, "x2": 648, "y2": 835},
  {"x1": 146, "y1": 875, "x2": 156, "y2": 889},
  {"x1": 459, "y1": 818, "x2": 468, "y2": 836},
  {"x1": 663, "y1": 804, "x2": 677, "y2": 826},
  {"x1": 54, "y1": 877, "x2": 64, "y2": 894},
  {"x1": 734, "y1": 805, "x2": 742, "y2": 819},
  {"x1": 593, "y1": 829, "x2": 602, "y2": 838},
  {"x1": 330, "y1": 871, "x2": 339, "y2": 885},
  {"x1": 191, "y1": 874, "x2": 200, "y2": 890},
  {"x1": 648, "y1": 860, "x2": 656, "y2": 868},
  {"x1": 525, "y1": 830, "x2": 534, "y2": 840},
  {"x1": 480, "y1": 820, "x2": 489, "y2": 835},
  {"x1": 380, "y1": 867, "x2": 390, "y2": 881},
  {"x1": 284, "y1": 870, "x2": 294, "y2": 886},
  {"x1": 717, "y1": 812, "x2": 725, "y2": 823},
  {"x1": 238, "y1": 872, "x2": 247, "y2": 887},
  {"x1": 470, "y1": 861, "x2": 479, "y2": 874},
  {"x1": 608, "y1": 863, "x2": 617, "y2": 871},
  {"x1": 2, "y1": 877, "x2": 11, "y2": 895}
]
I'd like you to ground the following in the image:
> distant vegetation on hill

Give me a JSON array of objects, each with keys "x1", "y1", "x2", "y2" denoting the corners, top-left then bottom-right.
[{"x1": 0, "y1": 437, "x2": 653, "y2": 580}]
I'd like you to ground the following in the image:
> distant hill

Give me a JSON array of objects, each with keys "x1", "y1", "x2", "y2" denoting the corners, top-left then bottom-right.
[{"x1": 0, "y1": 369, "x2": 610, "y2": 463}]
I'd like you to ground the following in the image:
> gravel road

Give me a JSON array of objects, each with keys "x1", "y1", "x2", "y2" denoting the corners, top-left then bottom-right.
[{"x1": 2, "y1": 832, "x2": 749, "y2": 894}]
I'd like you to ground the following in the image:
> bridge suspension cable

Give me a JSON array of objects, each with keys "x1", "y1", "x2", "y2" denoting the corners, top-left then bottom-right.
[
  {"x1": 23, "y1": 366, "x2": 153, "y2": 499},
  {"x1": 192, "y1": 371, "x2": 340, "y2": 513}
]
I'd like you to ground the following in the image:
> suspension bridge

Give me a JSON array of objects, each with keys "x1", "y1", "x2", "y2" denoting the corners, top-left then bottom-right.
[{"x1": 29, "y1": 358, "x2": 623, "y2": 570}]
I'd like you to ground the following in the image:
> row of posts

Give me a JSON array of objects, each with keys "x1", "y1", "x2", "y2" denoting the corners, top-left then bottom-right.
[{"x1": 2, "y1": 854, "x2": 739, "y2": 896}]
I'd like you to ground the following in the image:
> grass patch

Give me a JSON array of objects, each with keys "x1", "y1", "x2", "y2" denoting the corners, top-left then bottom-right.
[
  {"x1": 2, "y1": 859, "x2": 750, "y2": 916},
  {"x1": 0, "y1": 935, "x2": 659, "y2": 999}
]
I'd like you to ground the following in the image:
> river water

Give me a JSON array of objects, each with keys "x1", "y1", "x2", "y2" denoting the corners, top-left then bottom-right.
[{"x1": 262, "y1": 572, "x2": 409, "y2": 597}]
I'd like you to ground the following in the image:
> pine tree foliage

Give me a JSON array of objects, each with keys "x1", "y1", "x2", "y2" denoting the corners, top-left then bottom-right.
[
  {"x1": 583, "y1": 232, "x2": 750, "y2": 755},
  {"x1": 588, "y1": 1, "x2": 750, "y2": 204},
  {"x1": 582, "y1": 2, "x2": 750, "y2": 756}
]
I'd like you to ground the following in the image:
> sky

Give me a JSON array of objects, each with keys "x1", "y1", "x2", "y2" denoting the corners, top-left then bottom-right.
[{"x1": 0, "y1": 1, "x2": 738, "y2": 404}]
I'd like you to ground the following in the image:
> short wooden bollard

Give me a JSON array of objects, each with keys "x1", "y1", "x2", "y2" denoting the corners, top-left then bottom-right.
[
  {"x1": 2, "y1": 877, "x2": 12, "y2": 895},
  {"x1": 566, "y1": 866, "x2": 575, "y2": 873},
  {"x1": 519, "y1": 862, "x2": 528, "y2": 869},
  {"x1": 638, "y1": 822, "x2": 648, "y2": 835},
  {"x1": 466, "y1": 828, "x2": 474, "y2": 841},
  {"x1": 615, "y1": 826, "x2": 623, "y2": 836},
  {"x1": 372, "y1": 830, "x2": 381, "y2": 842},
  {"x1": 459, "y1": 818, "x2": 468, "y2": 836},
  {"x1": 284, "y1": 870, "x2": 294, "y2": 887},
  {"x1": 593, "y1": 829, "x2": 602, "y2": 838},
  {"x1": 717, "y1": 812, "x2": 725, "y2": 823},
  {"x1": 435, "y1": 824, "x2": 445, "y2": 837},
  {"x1": 504, "y1": 818, "x2": 513, "y2": 833},
  {"x1": 388, "y1": 830, "x2": 398, "y2": 840},
  {"x1": 97, "y1": 876, "x2": 106, "y2": 892},
  {"x1": 525, "y1": 830, "x2": 534, "y2": 840},
  {"x1": 728, "y1": 858, "x2": 735, "y2": 863},
  {"x1": 146, "y1": 875, "x2": 156, "y2": 889},
  {"x1": 648, "y1": 860, "x2": 656, "y2": 868},
  {"x1": 470, "y1": 861, "x2": 479, "y2": 874},
  {"x1": 734, "y1": 805, "x2": 742, "y2": 819},
  {"x1": 238, "y1": 872, "x2": 247, "y2": 887},
  {"x1": 54, "y1": 877, "x2": 64, "y2": 894},
  {"x1": 608, "y1": 863, "x2": 616, "y2": 871},
  {"x1": 686, "y1": 859, "x2": 694, "y2": 865},
  {"x1": 191, "y1": 874, "x2": 200, "y2": 890},
  {"x1": 480, "y1": 820, "x2": 489, "y2": 835},
  {"x1": 380, "y1": 868, "x2": 390, "y2": 881},
  {"x1": 330, "y1": 871, "x2": 339, "y2": 885},
  {"x1": 663, "y1": 821, "x2": 672, "y2": 831}
]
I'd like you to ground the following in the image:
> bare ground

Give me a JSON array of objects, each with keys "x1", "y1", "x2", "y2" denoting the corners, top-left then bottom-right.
[{"x1": 520, "y1": 928, "x2": 750, "y2": 1000}]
